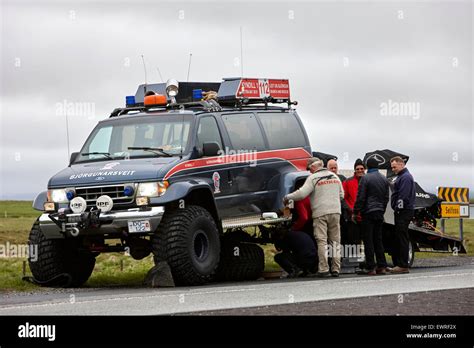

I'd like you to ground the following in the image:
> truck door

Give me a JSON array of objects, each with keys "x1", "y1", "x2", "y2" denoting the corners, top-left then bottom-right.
[
  {"x1": 193, "y1": 115, "x2": 233, "y2": 214},
  {"x1": 220, "y1": 112, "x2": 267, "y2": 216}
]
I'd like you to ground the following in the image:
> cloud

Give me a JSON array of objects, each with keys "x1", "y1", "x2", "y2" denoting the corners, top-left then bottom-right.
[{"x1": 1, "y1": 0, "x2": 472, "y2": 199}]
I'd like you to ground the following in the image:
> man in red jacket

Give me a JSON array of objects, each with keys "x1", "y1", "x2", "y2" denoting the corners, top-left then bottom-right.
[
  {"x1": 342, "y1": 159, "x2": 366, "y2": 245},
  {"x1": 290, "y1": 159, "x2": 319, "y2": 234},
  {"x1": 292, "y1": 197, "x2": 313, "y2": 233}
]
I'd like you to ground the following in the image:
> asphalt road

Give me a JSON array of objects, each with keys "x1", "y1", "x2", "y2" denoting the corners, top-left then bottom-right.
[
  {"x1": 1, "y1": 259, "x2": 473, "y2": 315},
  {"x1": 190, "y1": 287, "x2": 474, "y2": 315}
]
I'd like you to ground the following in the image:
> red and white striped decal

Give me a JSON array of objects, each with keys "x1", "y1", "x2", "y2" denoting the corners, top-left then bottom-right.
[{"x1": 164, "y1": 148, "x2": 311, "y2": 180}]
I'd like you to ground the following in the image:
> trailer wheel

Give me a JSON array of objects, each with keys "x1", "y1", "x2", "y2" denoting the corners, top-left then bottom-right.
[
  {"x1": 408, "y1": 239, "x2": 415, "y2": 268},
  {"x1": 216, "y1": 241, "x2": 264, "y2": 281},
  {"x1": 152, "y1": 205, "x2": 220, "y2": 286},
  {"x1": 28, "y1": 220, "x2": 96, "y2": 287}
]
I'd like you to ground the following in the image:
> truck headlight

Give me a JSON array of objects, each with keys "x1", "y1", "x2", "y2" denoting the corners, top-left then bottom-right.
[
  {"x1": 47, "y1": 189, "x2": 69, "y2": 203},
  {"x1": 137, "y1": 181, "x2": 169, "y2": 198}
]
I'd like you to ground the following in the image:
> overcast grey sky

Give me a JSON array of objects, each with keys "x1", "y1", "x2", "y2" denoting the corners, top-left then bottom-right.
[{"x1": 0, "y1": 0, "x2": 472, "y2": 199}]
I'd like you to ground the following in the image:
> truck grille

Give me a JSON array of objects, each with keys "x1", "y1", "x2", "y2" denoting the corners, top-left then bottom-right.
[{"x1": 75, "y1": 184, "x2": 135, "y2": 207}]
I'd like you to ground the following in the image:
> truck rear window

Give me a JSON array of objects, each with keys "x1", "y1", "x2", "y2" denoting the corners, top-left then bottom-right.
[
  {"x1": 258, "y1": 112, "x2": 306, "y2": 150},
  {"x1": 222, "y1": 113, "x2": 265, "y2": 151}
]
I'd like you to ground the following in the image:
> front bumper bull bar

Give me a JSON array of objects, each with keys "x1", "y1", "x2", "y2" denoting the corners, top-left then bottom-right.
[{"x1": 38, "y1": 206, "x2": 165, "y2": 239}]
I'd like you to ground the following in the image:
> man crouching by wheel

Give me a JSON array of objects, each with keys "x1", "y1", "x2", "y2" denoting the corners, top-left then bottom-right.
[{"x1": 273, "y1": 182, "x2": 317, "y2": 278}]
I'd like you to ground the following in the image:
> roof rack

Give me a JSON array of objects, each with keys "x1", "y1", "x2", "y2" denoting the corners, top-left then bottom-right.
[
  {"x1": 110, "y1": 77, "x2": 296, "y2": 117},
  {"x1": 109, "y1": 101, "x2": 222, "y2": 118},
  {"x1": 135, "y1": 82, "x2": 221, "y2": 104}
]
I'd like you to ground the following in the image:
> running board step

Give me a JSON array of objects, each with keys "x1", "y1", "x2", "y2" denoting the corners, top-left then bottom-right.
[{"x1": 222, "y1": 214, "x2": 291, "y2": 229}]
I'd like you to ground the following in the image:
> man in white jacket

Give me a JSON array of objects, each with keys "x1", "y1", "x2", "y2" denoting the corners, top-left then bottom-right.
[{"x1": 284, "y1": 158, "x2": 344, "y2": 277}]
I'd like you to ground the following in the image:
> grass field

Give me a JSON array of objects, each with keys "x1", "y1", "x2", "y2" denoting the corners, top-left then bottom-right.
[{"x1": 0, "y1": 201, "x2": 472, "y2": 291}]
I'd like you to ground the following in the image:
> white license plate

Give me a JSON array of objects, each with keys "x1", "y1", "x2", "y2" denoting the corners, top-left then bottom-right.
[{"x1": 128, "y1": 220, "x2": 151, "y2": 233}]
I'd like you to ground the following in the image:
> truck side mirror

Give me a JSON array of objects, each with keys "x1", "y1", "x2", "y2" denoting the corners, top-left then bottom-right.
[
  {"x1": 69, "y1": 152, "x2": 79, "y2": 166},
  {"x1": 202, "y1": 142, "x2": 221, "y2": 157}
]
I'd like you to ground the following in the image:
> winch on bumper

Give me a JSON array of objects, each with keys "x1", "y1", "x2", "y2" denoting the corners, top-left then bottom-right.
[{"x1": 38, "y1": 206, "x2": 165, "y2": 239}]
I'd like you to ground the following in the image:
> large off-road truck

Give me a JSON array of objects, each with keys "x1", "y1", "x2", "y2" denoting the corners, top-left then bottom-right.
[
  {"x1": 30, "y1": 78, "x2": 316, "y2": 287},
  {"x1": 30, "y1": 78, "x2": 466, "y2": 287}
]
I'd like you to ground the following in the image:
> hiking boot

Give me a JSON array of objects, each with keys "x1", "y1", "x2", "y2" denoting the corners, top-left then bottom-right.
[
  {"x1": 287, "y1": 268, "x2": 304, "y2": 278},
  {"x1": 316, "y1": 271, "x2": 330, "y2": 278},
  {"x1": 390, "y1": 266, "x2": 409, "y2": 274}
]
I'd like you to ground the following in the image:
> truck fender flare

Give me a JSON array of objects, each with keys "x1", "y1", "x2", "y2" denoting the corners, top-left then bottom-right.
[
  {"x1": 150, "y1": 180, "x2": 220, "y2": 222},
  {"x1": 151, "y1": 180, "x2": 213, "y2": 204},
  {"x1": 33, "y1": 191, "x2": 48, "y2": 211},
  {"x1": 274, "y1": 171, "x2": 310, "y2": 210}
]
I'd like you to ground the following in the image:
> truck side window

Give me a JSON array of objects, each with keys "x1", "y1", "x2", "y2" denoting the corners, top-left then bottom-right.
[
  {"x1": 258, "y1": 112, "x2": 306, "y2": 150},
  {"x1": 197, "y1": 116, "x2": 223, "y2": 151},
  {"x1": 222, "y1": 113, "x2": 265, "y2": 151}
]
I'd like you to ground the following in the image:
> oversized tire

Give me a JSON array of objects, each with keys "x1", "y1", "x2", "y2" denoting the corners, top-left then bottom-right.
[
  {"x1": 216, "y1": 241, "x2": 265, "y2": 281},
  {"x1": 152, "y1": 205, "x2": 220, "y2": 286},
  {"x1": 28, "y1": 220, "x2": 96, "y2": 287}
]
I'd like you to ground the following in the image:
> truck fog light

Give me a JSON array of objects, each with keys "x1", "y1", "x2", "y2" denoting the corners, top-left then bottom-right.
[
  {"x1": 136, "y1": 196, "x2": 150, "y2": 206},
  {"x1": 70, "y1": 197, "x2": 87, "y2": 213},
  {"x1": 96, "y1": 195, "x2": 114, "y2": 212},
  {"x1": 44, "y1": 202, "x2": 56, "y2": 212}
]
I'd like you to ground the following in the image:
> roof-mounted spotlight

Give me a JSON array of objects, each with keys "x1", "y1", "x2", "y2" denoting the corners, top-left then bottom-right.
[{"x1": 166, "y1": 79, "x2": 179, "y2": 103}]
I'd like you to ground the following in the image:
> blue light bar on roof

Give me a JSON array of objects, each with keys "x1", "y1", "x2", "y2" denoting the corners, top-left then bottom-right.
[
  {"x1": 193, "y1": 89, "x2": 203, "y2": 100},
  {"x1": 126, "y1": 95, "x2": 136, "y2": 107}
]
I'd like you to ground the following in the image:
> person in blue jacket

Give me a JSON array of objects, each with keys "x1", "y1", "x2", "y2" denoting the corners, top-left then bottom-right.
[{"x1": 390, "y1": 156, "x2": 416, "y2": 274}]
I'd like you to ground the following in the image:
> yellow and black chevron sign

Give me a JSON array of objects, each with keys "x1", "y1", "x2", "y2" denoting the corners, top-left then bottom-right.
[{"x1": 438, "y1": 187, "x2": 469, "y2": 203}]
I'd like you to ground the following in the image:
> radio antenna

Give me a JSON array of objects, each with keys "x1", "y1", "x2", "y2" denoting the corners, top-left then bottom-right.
[
  {"x1": 65, "y1": 111, "x2": 71, "y2": 161},
  {"x1": 156, "y1": 67, "x2": 164, "y2": 82},
  {"x1": 240, "y1": 26, "x2": 244, "y2": 76},
  {"x1": 141, "y1": 54, "x2": 148, "y2": 93},
  {"x1": 187, "y1": 53, "x2": 193, "y2": 82}
]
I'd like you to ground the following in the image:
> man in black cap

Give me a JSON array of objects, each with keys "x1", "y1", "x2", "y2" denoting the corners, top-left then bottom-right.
[{"x1": 353, "y1": 157, "x2": 390, "y2": 275}]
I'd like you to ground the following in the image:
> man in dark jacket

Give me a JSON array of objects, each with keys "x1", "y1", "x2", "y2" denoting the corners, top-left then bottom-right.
[
  {"x1": 390, "y1": 156, "x2": 416, "y2": 274},
  {"x1": 353, "y1": 157, "x2": 390, "y2": 275}
]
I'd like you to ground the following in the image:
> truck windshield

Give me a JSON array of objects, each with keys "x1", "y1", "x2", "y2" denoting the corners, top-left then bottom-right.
[{"x1": 76, "y1": 116, "x2": 192, "y2": 163}]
